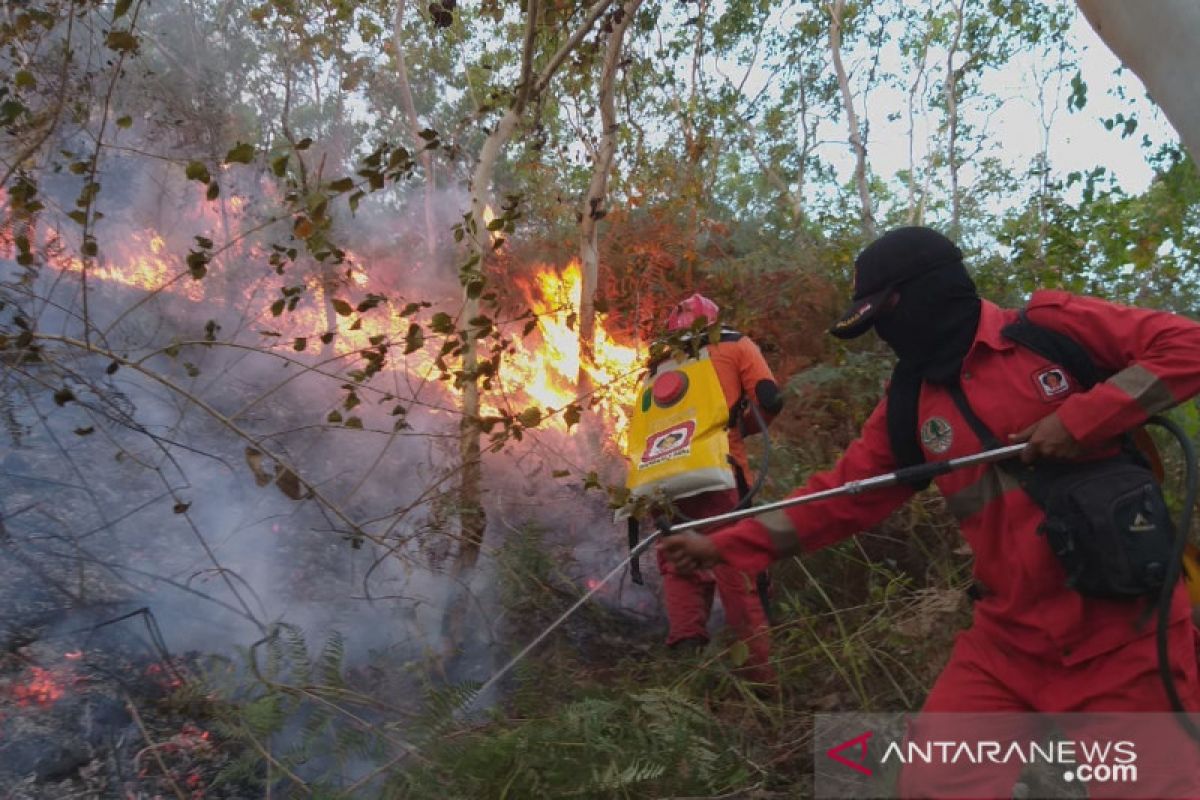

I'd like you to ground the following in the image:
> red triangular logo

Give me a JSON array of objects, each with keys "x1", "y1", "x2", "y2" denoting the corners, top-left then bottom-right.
[{"x1": 826, "y1": 731, "x2": 873, "y2": 776}]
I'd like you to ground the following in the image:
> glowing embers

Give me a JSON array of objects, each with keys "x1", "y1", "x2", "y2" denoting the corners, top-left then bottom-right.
[{"x1": 6, "y1": 662, "x2": 77, "y2": 707}]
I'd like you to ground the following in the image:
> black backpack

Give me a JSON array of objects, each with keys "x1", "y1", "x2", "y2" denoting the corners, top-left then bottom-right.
[{"x1": 886, "y1": 312, "x2": 1176, "y2": 600}]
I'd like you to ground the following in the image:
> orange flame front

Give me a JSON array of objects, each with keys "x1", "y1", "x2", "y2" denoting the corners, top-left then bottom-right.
[
  {"x1": 6, "y1": 198, "x2": 643, "y2": 448},
  {"x1": 497, "y1": 261, "x2": 640, "y2": 435}
]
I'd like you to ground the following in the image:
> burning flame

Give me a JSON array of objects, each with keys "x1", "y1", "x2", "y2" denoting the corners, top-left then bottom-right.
[
  {"x1": 497, "y1": 261, "x2": 640, "y2": 435},
  {"x1": 8, "y1": 198, "x2": 643, "y2": 447}
]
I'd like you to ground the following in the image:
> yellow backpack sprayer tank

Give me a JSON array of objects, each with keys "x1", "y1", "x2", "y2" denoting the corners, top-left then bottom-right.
[{"x1": 624, "y1": 348, "x2": 736, "y2": 502}]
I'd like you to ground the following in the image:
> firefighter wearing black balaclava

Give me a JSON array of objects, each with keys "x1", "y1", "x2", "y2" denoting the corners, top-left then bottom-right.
[{"x1": 661, "y1": 227, "x2": 1200, "y2": 797}]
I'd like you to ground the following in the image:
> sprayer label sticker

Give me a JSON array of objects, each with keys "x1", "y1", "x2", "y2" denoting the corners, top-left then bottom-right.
[
  {"x1": 1033, "y1": 366, "x2": 1070, "y2": 399},
  {"x1": 640, "y1": 421, "x2": 696, "y2": 467},
  {"x1": 920, "y1": 417, "x2": 954, "y2": 454}
]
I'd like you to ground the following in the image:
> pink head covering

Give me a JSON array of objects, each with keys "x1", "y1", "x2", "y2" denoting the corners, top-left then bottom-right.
[{"x1": 666, "y1": 293, "x2": 719, "y2": 332}]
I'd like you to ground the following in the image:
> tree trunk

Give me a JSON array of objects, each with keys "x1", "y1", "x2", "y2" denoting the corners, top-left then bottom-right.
[
  {"x1": 392, "y1": 0, "x2": 438, "y2": 265},
  {"x1": 442, "y1": 0, "x2": 616, "y2": 661},
  {"x1": 1077, "y1": 0, "x2": 1200, "y2": 165},
  {"x1": 905, "y1": 23, "x2": 933, "y2": 224},
  {"x1": 579, "y1": 0, "x2": 642, "y2": 391},
  {"x1": 828, "y1": 0, "x2": 876, "y2": 239},
  {"x1": 944, "y1": 0, "x2": 965, "y2": 240}
]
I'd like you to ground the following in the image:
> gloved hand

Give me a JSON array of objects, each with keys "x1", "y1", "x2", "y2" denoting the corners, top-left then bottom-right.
[{"x1": 657, "y1": 530, "x2": 722, "y2": 574}]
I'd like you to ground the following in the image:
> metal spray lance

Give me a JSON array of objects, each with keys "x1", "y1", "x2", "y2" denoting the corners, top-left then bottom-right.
[{"x1": 458, "y1": 443, "x2": 1029, "y2": 714}]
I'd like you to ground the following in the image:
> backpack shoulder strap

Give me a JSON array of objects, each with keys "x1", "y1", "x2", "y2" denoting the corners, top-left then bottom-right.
[
  {"x1": 999, "y1": 309, "x2": 1106, "y2": 389},
  {"x1": 886, "y1": 308, "x2": 1107, "y2": 488}
]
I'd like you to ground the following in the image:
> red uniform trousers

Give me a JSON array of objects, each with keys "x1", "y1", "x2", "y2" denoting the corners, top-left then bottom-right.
[
  {"x1": 898, "y1": 619, "x2": 1200, "y2": 799},
  {"x1": 655, "y1": 488, "x2": 774, "y2": 683}
]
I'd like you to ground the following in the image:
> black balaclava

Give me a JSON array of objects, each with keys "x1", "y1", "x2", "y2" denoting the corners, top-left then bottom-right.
[
  {"x1": 878, "y1": 258, "x2": 981, "y2": 471},
  {"x1": 874, "y1": 262, "x2": 981, "y2": 386}
]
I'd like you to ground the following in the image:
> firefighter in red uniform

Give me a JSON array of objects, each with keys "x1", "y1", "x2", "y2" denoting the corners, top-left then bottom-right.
[
  {"x1": 653, "y1": 293, "x2": 783, "y2": 684},
  {"x1": 660, "y1": 228, "x2": 1200, "y2": 796}
]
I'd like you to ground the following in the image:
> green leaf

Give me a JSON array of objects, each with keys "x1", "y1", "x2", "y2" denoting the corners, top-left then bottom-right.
[
  {"x1": 356, "y1": 294, "x2": 384, "y2": 313},
  {"x1": 225, "y1": 142, "x2": 255, "y2": 164},
  {"x1": 185, "y1": 161, "x2": 210, "y2": 183},
  {"x1": 173, "y1": 501, "x2": 191, "y2": 514},
  {"x1": 343, "y1": 416, "x2": 363, "y2": 429},
  {"x1": 271, "y1": 155, "x2": 289, "y2": 177},
  {"x1": 74, "y1": 426, "x2": 95, "y2": 436},
  {"x1": 293, "y1": 337, "x2": 307, "y2": 352},
  {"x1": 517, "y1": 407, "x2": 542, "y2": 429},
  {"x1": 327, "y1": 410, "x2": 343, "y2": 423},
  {"x1": 331, "y1": 299, "x2": 353, "y2": 317},
  {"x1": 270, "y1": 299, "x2": 286, "y2": 317},
  {"x1": 403, "y1": 323, "x2": 424, "y2": 354},
  {"x1": 113, "y1": 0, "x2": 133, "y2": 19},
  {"x1": 115, "y1": 115, "x2": 132, "y2": 128},
  {"x1": 105, "y1": 29, "x2": 139, "y2": 52},
  {"x1": 186, "y1": 250, "x2": 209, "y2": 279},
  {"x1": 430, "y1": 312, "x2": 454, "y2": 334},
  {"x1": 564, "y1": 404, "x2": 582, "y2": 429},
  {"x1": 328, "y1": 177, "x2": 355, "y2": 192}
]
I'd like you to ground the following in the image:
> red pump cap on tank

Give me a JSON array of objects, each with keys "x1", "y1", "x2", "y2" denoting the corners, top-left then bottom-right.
[{"x1": 652, "y1": 370, "x2": 688, "y2": 407}]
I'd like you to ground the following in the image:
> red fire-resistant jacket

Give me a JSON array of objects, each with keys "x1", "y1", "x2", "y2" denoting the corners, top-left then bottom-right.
[{"x1": 710, "y1": 291, "x2": 1200, "y2": 665}]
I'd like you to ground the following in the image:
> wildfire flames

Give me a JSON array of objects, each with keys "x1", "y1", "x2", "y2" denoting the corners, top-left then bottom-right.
[
  {"x1": 7, "y1": 205, "x2": 644, "y2": 441},
  {"x1": 501, "y1": 262, "x2": 641, "y2": 433}
]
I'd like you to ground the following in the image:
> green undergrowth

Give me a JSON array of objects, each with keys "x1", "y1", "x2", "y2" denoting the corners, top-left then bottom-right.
[{"x1": 387, "y1": 505, "x2": 972, "y2": 799}]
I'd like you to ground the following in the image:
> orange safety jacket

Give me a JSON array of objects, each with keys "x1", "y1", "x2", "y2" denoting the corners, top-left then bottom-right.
[
  {"x1": 710, "y1": 291, "x2": 1200, "y2": 664},
  {"x1": 695, "y1": 332, "x2": 782, "y2": 488}
]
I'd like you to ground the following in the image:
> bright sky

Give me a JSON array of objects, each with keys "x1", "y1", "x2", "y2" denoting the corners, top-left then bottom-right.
[
  {"x1": 1011, "y1": 11, "x2": 1172, "y2": 195},
  {"x1": 810, "y1": 7, "x2": 1177, "y2": 208}
]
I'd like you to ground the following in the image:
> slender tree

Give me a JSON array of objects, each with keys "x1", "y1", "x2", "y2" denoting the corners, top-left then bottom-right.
[{"x1": 578, "y1": 0, "x2": 644, "y2": 387}]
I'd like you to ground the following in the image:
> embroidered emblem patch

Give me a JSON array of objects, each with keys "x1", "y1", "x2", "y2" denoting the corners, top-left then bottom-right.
[
  {"x1": 1035, "y1": 366, "x2": 1070, "y2": 398},
  {"x1": 920, "y1": 417, "x2": 954, "y2": 454}
]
